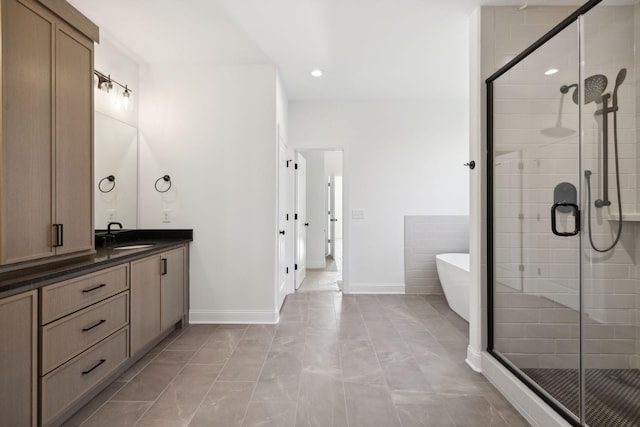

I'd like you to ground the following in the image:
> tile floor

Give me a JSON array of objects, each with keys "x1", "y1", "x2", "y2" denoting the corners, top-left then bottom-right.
[{"x1": 63, "y1": 292, "x2": 528, "y2": 427}]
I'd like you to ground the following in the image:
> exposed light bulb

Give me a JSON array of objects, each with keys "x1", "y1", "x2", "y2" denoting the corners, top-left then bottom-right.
[
  {"x1": 311, "y1": 69, "x2": 323, "y2": 78},
  {"x1": 544, "y1": 68, "x2": 559, "y2": 76},
  {"x1": 122, "y1": 87, "x2": 132, "y2": 112}
]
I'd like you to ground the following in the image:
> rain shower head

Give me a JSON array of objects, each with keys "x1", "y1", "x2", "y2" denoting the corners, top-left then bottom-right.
[
  {"x1": 541, "y1": 92, "x2": 575, "y2": 138},
  {"x1": 560, "y1": 74, "x2": 608, "y2": 105}
]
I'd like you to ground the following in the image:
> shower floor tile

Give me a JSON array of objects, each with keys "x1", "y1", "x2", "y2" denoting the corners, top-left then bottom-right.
[{"x1": 523, "y1": 368, "x2": 640, "y2": 427}]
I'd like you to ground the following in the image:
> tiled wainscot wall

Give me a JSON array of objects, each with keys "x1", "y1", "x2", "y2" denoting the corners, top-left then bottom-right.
[{"x1": 404, "y1": 216, "x2": 469, "y2": 295}]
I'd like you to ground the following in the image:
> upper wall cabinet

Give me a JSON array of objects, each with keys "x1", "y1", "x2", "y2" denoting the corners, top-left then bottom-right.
[{"x1": 0, "y1": 0, "x2": 98, "y2": 266}]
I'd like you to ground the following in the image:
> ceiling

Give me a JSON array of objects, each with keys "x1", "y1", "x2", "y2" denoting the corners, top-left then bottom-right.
[{"x1": 68, "y1": 0, "x2": 589, "y2": 101}]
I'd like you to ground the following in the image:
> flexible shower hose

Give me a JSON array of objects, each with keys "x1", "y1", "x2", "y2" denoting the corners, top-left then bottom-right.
[{"x1": 585, "y1": 107, "x2": 623, "y2": 253}]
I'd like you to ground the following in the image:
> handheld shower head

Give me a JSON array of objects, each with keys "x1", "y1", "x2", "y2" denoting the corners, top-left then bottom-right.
[{"x1": 612, "y1": 68, "x2": 626, "y2": 107}]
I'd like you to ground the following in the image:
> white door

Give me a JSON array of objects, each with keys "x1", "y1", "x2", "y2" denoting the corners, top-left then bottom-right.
[
  {"x1": 295, "y1": 153, "x2": 307, "y2": 289},
  {"x1": 329, "y1": 174, "x2": 336, "y2": 258},
  {"x1": 277, "y1": 136, "x2": 290, "y2": 310}
]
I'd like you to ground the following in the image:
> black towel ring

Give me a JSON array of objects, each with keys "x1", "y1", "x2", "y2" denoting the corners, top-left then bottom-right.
[
  {"x1": 98, "y1": 175, "x2": 116, "y2": 193},
  {"x1": 155, "y1": 175, "x2": 172, "y2": 193}
]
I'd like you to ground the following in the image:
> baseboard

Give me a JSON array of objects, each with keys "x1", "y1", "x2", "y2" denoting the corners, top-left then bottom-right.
[
  {"x1": 481, "y1": 352, "x2": 572, "y2": 427},
  {"x1": 346, "y1": 282, "x2": 405, "y2": 294},
  {"x1": 307, "y1": 259, "x2": 326, "y2": 269},
  {"x1": 466, "y1": 345, "x2": 482, "y2": 372},
  {"x1": 189, "y1": 309, "x2": 279, "y2": 324}
]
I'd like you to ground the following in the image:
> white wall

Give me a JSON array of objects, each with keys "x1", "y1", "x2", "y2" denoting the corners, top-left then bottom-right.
[
  {"x1": 137, "y1": 64, "x2": 280, "y2": 323},
  {"x1": 94, "y1": 35, "x2": 139, "y2": 128},
  {"x1": 290, "y1": 101, "x2": 469, "y2": 293},
  {"x1": 302, "y1": 151, "x2": 327, "y2": 268}
]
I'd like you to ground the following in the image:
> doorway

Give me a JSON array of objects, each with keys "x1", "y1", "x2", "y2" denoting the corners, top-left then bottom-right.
[{"x1": 295, "y1": 150, "x2": 343, "y2": 293}]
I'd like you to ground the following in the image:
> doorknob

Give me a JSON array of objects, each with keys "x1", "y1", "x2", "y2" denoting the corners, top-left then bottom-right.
[
  {"x1": 279, "y1": 230, "x2": 285, "y2": 235},
  {"x1": 464, "y1": 161, "x2": 476, "y2": 170},
  {"x1": 304, "y1": 223, "x2": 309, "y2": 227},
  {"x1": 330, "y1": 219, "x2": 338, "y2": 222}
]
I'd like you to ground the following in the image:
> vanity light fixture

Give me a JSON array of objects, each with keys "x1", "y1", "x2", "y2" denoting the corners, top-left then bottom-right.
[
  {"x1": 94, "y1": 70, "x2": 134, "y2": 111},
  {"x1": 311, "y1": 68, "x2": 323, "y2": 78}
]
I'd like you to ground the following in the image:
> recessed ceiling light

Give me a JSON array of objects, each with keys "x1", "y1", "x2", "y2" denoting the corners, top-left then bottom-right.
[
  {"x1": 545, "y1": 68, "x2": 559, "y2": 76},
  {"x1": 311, "y1": 69, "x2": 323, "y2": 78}
]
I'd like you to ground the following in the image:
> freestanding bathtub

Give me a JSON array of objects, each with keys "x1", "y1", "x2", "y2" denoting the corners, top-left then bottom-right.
[{"x1": 435, "y1": 253, "x2": 470, "y2": 322}]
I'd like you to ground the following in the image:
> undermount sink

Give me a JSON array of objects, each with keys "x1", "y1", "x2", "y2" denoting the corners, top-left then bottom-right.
[{"x1": 112, "y1": 243, "x2": 156, "y2": 250}]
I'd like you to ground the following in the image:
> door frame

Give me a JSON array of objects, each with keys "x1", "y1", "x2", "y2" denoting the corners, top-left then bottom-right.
[
  {"x1": 276, "y1": 130, "x2": 295, "y2": 312},
  {"x1": 293, "y1": 148, "x2": 347, "y2": 292},
  {"x1": 295, "y1": 152, "x2": 307, "y2": 289}
]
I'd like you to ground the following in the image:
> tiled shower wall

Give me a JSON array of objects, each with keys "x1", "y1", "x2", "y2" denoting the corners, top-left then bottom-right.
[
  {"x1": 486, "y1": 5, "x2": 640, "y2": 370},
  {"x1": 404, "y1": 216, "x2": 468, "y2": 295}
]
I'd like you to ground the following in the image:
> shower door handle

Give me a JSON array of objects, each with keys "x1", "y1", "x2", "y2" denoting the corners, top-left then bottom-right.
[{"x1": 551, "y1": 203, "x2": 580, "y2": 237}]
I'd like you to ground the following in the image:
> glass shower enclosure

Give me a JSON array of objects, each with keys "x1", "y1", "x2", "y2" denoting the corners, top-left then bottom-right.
[{"x1": 487, "y1": 0, "x2": 639, "y2": 425}]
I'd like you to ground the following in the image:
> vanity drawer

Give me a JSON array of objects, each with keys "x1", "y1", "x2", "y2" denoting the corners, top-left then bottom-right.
[
  {"x1": 41, "y1": 292, "x2": 129, "y2": 375},
  {"x1": 41, "y1": 264, "x2": 129, "y2": 324},
  {"x1": 40, "y1": 327, "x2": 128, "y2": 425}
]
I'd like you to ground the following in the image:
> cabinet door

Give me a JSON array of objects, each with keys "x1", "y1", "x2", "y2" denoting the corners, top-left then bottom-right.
[
  {"x1": 0, "y1": 291, "x2": 37, "y2": 427},
  {"x1": 161, "y1": 247, "x2": 185, "y2": 331},
  {"x1": 54, "y1": 24, "x2": 94, "y2": 255},
  {"x1": 130, "y1": 256, "x2": 161, "y2": 355},
  {"x1": 1, "y1": 0, "x2": 55, "y2": 264}
]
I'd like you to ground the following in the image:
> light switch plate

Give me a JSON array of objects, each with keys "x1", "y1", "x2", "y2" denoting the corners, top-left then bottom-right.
[
  {"x1": 352, "y1": 209, "x2": 365, "y2": 220},
  {"x1": 107, "y1": 209, "x2": 116, "y2": 221}
]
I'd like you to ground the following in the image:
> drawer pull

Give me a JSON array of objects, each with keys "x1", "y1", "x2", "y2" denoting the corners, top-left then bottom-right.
[
  {"x1": 82, "y1": 359, "x2": 106, "y2": 375},
  {"x1": 82, "y1": 319, "x2": 107, "y2": 332},
  {"x1": 82, "y1": 283, "x2": 107, "y2": 293}
]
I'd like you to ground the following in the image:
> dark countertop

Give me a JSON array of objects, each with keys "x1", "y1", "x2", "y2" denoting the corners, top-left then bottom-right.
[{"x1": 0, "y1": 229, "x2": 193, "y2": 298}]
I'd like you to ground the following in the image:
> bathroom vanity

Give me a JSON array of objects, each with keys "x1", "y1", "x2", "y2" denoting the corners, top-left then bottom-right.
[
  {"x1": 0, "y1": 2, "x2": 193, "y2": 426},
  {"x1": 0, "y1": 230, "x2": 193, "y2": 427}
]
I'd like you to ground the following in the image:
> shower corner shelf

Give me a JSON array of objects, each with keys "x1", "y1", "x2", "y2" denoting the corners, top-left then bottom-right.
[{"x1": 607, "y1": 212, "x2": 640, "y2": 222}]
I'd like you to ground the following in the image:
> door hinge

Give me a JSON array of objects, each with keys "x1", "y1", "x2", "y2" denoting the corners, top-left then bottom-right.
[
  {"x1": 286, "y1": 160, "x2": 291, "y2": 168},
  {"x1": 286, "y1": 214, "x2": 289, "y2": 221},
  {"x1": 295, "y1": 163, "x2": 298, "y2": 170},
  {"x1": 286, "y1": 267, "x2": 289, "y2": 274},
  {"x1": 295, "y1": 213, "x2": 298, "y2": 220},
  {"x1": 295, "y1": 263, "x2": 298, "y2": 270}
]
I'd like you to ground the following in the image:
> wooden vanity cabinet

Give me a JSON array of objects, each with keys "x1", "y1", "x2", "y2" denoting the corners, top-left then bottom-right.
[
  {"x1": 0, "y1": 0, "x2": 96, "y2": 266},
  {"x1": 0, "y1": 291, "x2": 38, "y2": 427},
  {"x1": 39, "y1": 265, "x2": 130, "y2": 426},
  {"x1": 130, "y1": 256, "x2": 161, "y2": 355},
  {"x1": 131, "y1": 246, "x2": 186, "y2": 355},
  {"x1": 161, "y1": 247, "x2": 186, "y2": 331}
]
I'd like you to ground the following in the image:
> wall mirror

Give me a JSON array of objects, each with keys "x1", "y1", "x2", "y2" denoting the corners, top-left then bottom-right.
[{"x1": 94, "y1": 112, "x2": 138, "y2": 229}]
